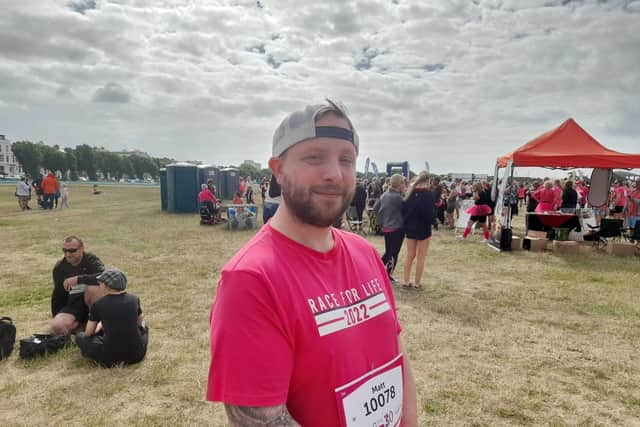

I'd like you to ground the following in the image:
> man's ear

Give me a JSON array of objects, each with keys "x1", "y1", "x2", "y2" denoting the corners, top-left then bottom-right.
[{"x1": 268, "y1": 157, "x2": 283, "y2": 185}]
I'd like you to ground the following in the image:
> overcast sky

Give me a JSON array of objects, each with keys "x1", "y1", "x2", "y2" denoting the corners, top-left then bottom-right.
[{"x1": 1, "y1": 0, "x2": 639, "y2": 175}]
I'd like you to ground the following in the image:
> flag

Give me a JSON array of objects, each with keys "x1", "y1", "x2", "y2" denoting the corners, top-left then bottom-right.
[
  {"x1": 424, "y1": 161, "x2": 430, "y2": 174},
  {"x1": 371, "y1": 162, "x2": 379, "y2": 175},
  {"x1": 364, "y1": 157, "x2": 370, "y2": 176}
]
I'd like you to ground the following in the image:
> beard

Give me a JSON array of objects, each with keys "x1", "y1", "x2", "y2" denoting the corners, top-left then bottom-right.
[{"x1": 281, "y1": 174, "x2": 354, "y2": 228}]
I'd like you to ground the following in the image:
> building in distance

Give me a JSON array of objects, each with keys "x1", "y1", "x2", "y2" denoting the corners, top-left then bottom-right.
[{"x1": 0, "y1": 135, "x2": 24, "y2": 177}]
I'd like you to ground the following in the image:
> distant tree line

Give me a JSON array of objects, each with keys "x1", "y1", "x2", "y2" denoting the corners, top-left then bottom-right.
[{"x1": 11, "y1": 141, "x2": 173, "y2": 181}]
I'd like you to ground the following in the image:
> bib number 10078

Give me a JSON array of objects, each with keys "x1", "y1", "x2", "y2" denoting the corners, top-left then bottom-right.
[
  {"x1": 335, "y1": 354, "x2": 403, "y2": 427},
  {"x1": 363, "y1": 384, "x2": 396, "y2": 416}
]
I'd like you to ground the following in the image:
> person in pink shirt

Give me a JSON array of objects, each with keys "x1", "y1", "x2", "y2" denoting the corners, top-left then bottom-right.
[
  {"x1": 518, "y1": 182, "x2": 526, "y2": 209},
  {"x1": 611, "y1": 180, "x2": 628, "y2": 220},
  {"x1": 552, "y1": 179, "x2": 563, "y2": 210},
  {"x1": 575, "y1": 180, "x2": 589, "y2": 208},
  {"x1": 207, "y1": 100, "x2": 418, "y2": 426},
  {"x1": 533, "y1": 180, "x2": 557, "y2": 212}
]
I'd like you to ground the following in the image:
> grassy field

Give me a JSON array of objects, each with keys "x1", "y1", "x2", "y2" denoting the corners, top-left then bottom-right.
[{"x1": 1, "y1": 184, "x2": 639, "y2": 426}]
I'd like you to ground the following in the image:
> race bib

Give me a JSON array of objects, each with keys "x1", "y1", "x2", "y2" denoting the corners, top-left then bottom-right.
[{"x1": 335, "y1": 354, "x2": 403, "y2": 427}]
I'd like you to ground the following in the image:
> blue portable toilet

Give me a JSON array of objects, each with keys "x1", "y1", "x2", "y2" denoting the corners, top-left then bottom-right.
[
  {"x1": 197, "y1": 165, "x2": 219, "y2": 195},
  {"x1": 219, "y1": 167, "x2": 239, "y2": 200},
  {"x1": 166, "y1": 163, "x2": 199, "y2": 213},
  {"x1": 159, "y1": 168, "x2": 167, "y2": 211}
]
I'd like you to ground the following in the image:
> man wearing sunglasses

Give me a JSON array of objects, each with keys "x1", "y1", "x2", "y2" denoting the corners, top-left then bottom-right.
[{"x1": 50, "y1": 236, "x2": 105, "y2": 335}]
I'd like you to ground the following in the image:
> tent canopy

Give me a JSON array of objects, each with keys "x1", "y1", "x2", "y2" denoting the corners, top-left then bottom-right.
[{"x1": 497, "y1": 118, "x2": 640, "y2": 169}]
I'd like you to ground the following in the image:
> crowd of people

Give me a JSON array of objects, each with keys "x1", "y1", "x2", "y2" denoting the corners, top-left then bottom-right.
[
  {"x1": 507, "y1": 177, "x2": 640, "y2": 230},
  {"x1": 14, "y1": 172, "x2": 70, "y2": 210}
]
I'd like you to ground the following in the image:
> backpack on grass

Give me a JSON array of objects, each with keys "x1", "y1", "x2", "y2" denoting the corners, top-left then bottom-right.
[
  {"x1": 0, "y1": 317, "x2": 17, "y2": 360},
  {"x1": 19, "y1": 334, "x2": 72, "y2": 360}
]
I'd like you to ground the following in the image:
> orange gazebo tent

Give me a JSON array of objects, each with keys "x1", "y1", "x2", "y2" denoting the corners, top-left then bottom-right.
[{"x1": 497, "y1": 118, "x2": 640, "y2": 169}]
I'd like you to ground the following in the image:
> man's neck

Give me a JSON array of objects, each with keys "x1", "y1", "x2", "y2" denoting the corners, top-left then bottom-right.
[{"x1": 269, "y1": 206, "x2": 335, "y2": 253}]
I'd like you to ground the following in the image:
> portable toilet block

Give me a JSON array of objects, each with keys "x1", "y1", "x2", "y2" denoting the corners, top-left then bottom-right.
[
  {"x1": 198, "y1": 165, "x2": 219, "y2": 195},
  {"x1": 166, "y1": 163, "x2": 199, "y2": 213},
  {"x1": 219, "y1": 167, "x2": 239, "y2": 200}
]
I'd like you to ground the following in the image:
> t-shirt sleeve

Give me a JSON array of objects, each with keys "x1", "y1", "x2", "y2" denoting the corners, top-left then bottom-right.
[{"x1": 207, "y1": 270, "x2": 293, "y2": 406}]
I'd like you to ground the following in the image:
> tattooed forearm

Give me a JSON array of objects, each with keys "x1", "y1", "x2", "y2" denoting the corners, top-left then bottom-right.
[{"x1": 224, "y1": 405, "x2": 301, "y2": 427}]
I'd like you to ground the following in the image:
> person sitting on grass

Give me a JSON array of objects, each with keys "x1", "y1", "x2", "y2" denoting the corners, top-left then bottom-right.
[
  {"x1": 75, "y1": 268, "x2": 148, "y2": 367},
  {"x1": 92, "y1": 184, "x2": 101, "y2": 195},
  {"x1": 50, "y1": 236, "x2": 105, "y2": 335}
]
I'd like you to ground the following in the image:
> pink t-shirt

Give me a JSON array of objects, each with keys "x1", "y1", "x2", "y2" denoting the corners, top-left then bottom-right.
[
  {"x1": 613, "y1": 186, "x2": 628, "y2": 207},
  {"x1": 576, "y1": 185, "x2": 588, "y2": 202},
  {"x1": 207, "y1": 224, "x2": 401, "y2": 426}
]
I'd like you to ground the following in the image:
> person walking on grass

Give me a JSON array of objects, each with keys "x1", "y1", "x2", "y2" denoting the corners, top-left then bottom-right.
[
  {"x1": 457, "y1": 181, "x2": 492, "y2": 243},
  {"x1": 402, "y1": 171, "x2": 435, "y2": 290},
  {"x1": 445, "y1": 183, "x2": 459, "y2": 229},
  {"x1": 15, "y1": 176, "x2": 31, "y2": 210},
  {"x1": 373, "y1": 173, "x2": 406, "y2": 284},
  {"x1": 207, "y1": 100, "x2": 417, "y2": 427},
  {"x1": 60, "y1": 183, "x2": 70, "y2": 208},
  {"x1": 76, "y1": 268, "x2": 148, "y2": 367}
]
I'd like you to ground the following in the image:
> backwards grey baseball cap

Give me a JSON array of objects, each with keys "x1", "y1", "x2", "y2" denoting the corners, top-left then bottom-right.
[
  {"x1": 272, "y1": 99, "x2": 359, "y2": 157},
  {"x1": 96, "y1": 268, "x2": 127, "y2": 290}
]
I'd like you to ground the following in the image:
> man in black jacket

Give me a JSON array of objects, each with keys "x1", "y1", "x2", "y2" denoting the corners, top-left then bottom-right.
[{"x1": 50, "y1": 236, "x2": 105, "y2": 335}]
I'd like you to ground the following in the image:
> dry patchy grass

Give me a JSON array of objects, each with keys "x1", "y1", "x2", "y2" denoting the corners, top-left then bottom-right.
[{"x1": 1, "y1": 184, "x2": 639, "y2": 426}]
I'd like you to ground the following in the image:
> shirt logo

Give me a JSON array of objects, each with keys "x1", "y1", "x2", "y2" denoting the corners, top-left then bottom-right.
[{"x1": 315, "y1": 292, "x2": 390, "y2": 336}]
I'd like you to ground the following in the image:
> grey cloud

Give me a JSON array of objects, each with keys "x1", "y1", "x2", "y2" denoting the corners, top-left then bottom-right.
[
  {"x1": 92, "y1": 83, "x2": 131, "y2": 103},
  {"x1": 355, "y1": 47, "x2": 379, "y2": 71},
  {"x1": 68, "y1": 0, "x2": 97, "y2": 15},
  {"x1": 423, "y1": 63, "x2": 445, "y2": 72}
]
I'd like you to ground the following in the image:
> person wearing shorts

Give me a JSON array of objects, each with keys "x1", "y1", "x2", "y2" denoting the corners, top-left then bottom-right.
[
  {"x1": 612, "y1": 180, "x2": 628, "y2": 220},
  {"x1": 50, "y1": 236, "x2": 105, "y2": 335},
  {"x1": 207, "y1": 100, "x2": 418, "y2": 426}
]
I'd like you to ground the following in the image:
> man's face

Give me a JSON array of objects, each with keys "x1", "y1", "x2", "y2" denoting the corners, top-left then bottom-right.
[
  {"x1": 274, "y1": 113, "x2": 356, "y2": 227},
  {"x1": 63, "y1": 239, "x2": 84, "y2": 266}
]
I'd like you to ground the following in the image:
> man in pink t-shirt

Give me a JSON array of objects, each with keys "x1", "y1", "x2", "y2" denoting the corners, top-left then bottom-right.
[{"x1": 207, "y1": 100, "x2": 418, "y2": 426}]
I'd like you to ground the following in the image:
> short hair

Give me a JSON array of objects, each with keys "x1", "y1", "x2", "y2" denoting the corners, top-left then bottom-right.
[
  {"x1": 389, "y1": 174, "x2": 404, "y2": 191},
  {"x1": 63, "y1": 236, "x2": 84, "y2": 247}
]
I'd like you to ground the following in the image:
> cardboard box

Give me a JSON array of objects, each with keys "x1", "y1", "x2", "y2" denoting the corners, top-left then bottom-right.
[
  {"x1": 606, "y1": 241, "x2": 636, "y2": 257},
  {"x1": 553, "y1": 240, "x2": 579, "y2": 255},
  {"x1": 511, "y1": 236, "x2": 522, "y2": 251},
  {"x1": 527, "y1": 230, "x2": 547, "y2": 239},
  {"x1": 524, "y1": 237, "x2": 547, "y2": 252},
  {"x1": 577, "y1": 242, "x2": 593, "y2": 256}
]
